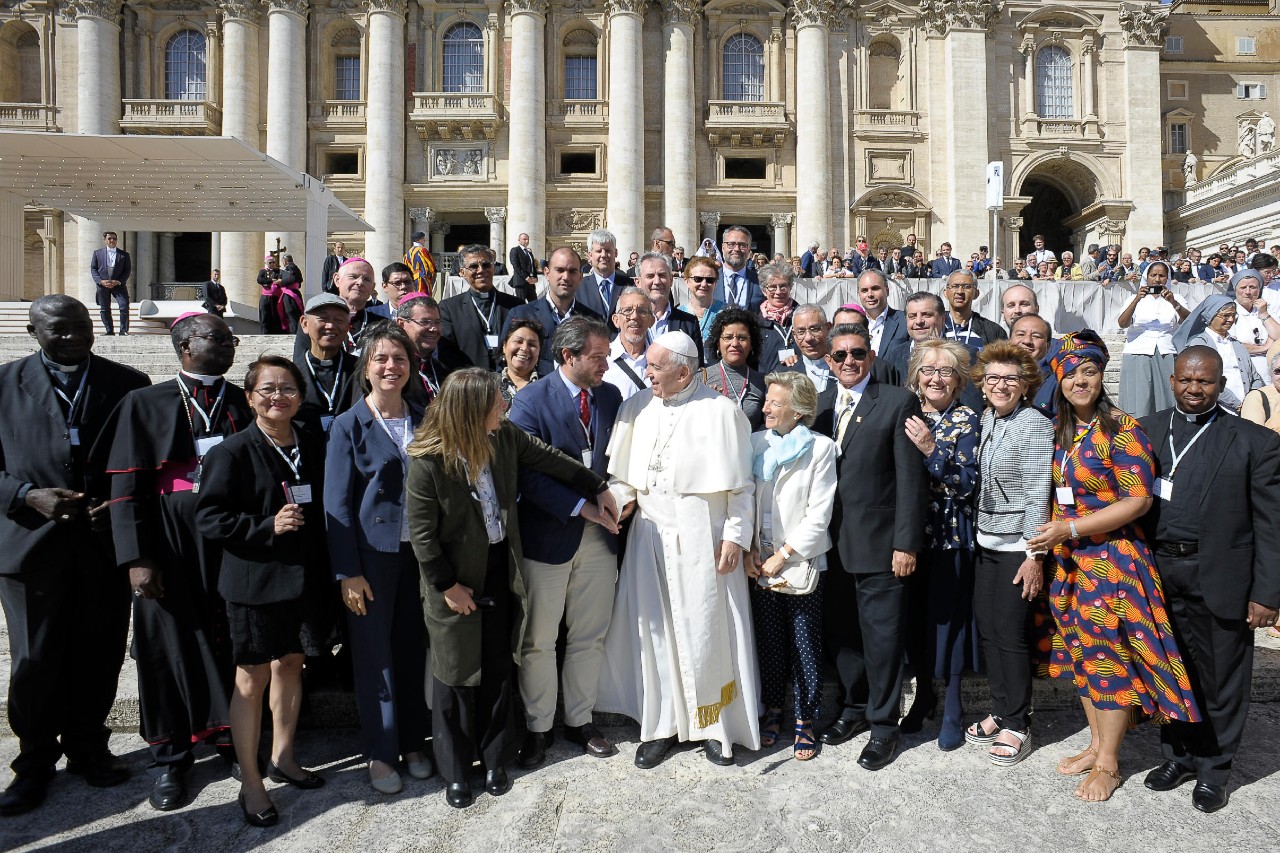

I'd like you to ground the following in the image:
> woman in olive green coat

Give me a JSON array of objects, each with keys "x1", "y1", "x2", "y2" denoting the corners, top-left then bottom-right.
[{"x1": 406, "y1": 368, "x2": 617, "y2": 809}]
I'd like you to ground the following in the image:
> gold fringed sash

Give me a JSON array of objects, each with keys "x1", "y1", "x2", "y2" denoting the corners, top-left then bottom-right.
[{"x1": 696, "y1": 680, "x2": 738, "y2": 729}]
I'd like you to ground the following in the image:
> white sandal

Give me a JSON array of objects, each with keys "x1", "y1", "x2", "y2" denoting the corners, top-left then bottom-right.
[{"x1": 989, "y1": 729, "x2": 1031, "y2": 767}]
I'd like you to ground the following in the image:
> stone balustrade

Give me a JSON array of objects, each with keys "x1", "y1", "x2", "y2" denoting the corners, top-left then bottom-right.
[
  {"x1": 1187, "y1": 148, "x2": 1280, "y2": 204},
  {"x1": 706, "y1": 100, "x2": 788, "y2": 127},
  {"x1": 0, "y1": 103, "x2": 59, "y2": 131},
  {"x1": 312, "y1": 100, "x2": 366, "y2": 126},
  {"x1": 119, "y1": 99, "x2": 221, "y2": 134}
]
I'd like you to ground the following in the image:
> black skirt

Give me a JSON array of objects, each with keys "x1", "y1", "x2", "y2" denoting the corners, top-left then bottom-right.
[{"x1": 226, "y1": 598, "x2": 308, "y2": 665}]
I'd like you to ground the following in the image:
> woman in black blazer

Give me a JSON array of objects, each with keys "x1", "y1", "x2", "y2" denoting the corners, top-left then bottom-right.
[{"x1": 196, "y1": 355, "x2": 329, "y2": 827}]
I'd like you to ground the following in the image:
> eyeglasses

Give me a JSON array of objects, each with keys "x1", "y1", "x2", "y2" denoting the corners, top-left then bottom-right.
[
  {"x1": 830, "y1": 348, "x2": 870, "y2": 363},
  {"x1": 719, "y1": 333, "x2": 751, "y2": 343},
  {"x1": 655, "y1": 238, "x2": 675, "y2": 246},
  {"x1": 794, "y1": 325, "x2": 827, "y2": 338},
  {"x1": 946, "y1": 283, "x2": 976, "y2": 291},
  {"x1": 464, "y1": 261, "x2": 494, "y2": 271},
  {"x1": 402, "y1": 317, "x2": 441, "y2": 329},
  {"x1": 190, "y1": 332, "x2": 239, "y2": 346},
  {"x1": 918, "y1": 366, "x2": 956, "y2": 378},
  {"x1": 689, "y1": 276, "x2": 717, "y2": 284},
  {"x1": 982, "y1": 374, "x2": 1023, "y2": 387},
  {"x1": 762, "y1": 284, "x2": 791, "y2": 292},
  {"x1": 254, "y1": 386, "x2": 300, "y2": 399},
  {"x1": 616, "y1": 307, "x2": 654, "y2": 318},
  {"x1": 722, "y1": 241, "x2": 750, "y2": 249}
]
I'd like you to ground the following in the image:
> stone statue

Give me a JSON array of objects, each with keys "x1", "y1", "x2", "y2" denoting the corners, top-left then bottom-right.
[
  {"x1": 1239, "y1": 123, "x2": 1257, "y2": 160},
  {"x1": 435, "y1": 150, "x2": 456, "y2": 176},
  {"x1": 1259, "y1": 113, "x2": 1276, "y2": 154},
  {"x1": 1182, "y1": 151, "x2": 1197, "y2": 185}
]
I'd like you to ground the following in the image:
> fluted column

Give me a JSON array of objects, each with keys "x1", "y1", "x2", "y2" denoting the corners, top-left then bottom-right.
[
  {"x1": 220, "y1": 0, "x2": 263, "y2": 306},
  {"x1": 485, "y1": 207, "x2": 507, "y2": 260},
  {"x1": 770, "y1": 213, "x2": 793, "y2": 258},
  {"x1": 505, "y1": 0, "x2": 547, "y2": 253},
  {"x1": 605, "y1": 0, "x2": 646, "y2": 258},
  {"x1": 73, "y1": 0, "x2": 123, "y2": 306},
  {"x1": 661, "y1": 0, "x2": 697, "y2": 253},
  {"x1": 793, "y1": 0, "x2": 833, "y2": 250},
  {"x1": 265, "y1": 0, "x2": 309, "y2": 270},
  {"x1": 364, "y1": 0, "x2": 407, "y2": 271},
  {"x1": 700, "y1": 210, "x2": 720, "y2": 241}
]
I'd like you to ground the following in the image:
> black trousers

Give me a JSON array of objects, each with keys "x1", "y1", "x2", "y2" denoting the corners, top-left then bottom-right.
[
  {"x1": 822, "y1": 567, "x2": 905, "y2": 739},
  {"x1": 0, "y1": 534, "x2": 130, "y2": 778},
  {"x1": 94, "y1": 284, "x2": 129, "y2": 333},
  {"x1": 1158, "y1": 552, "x2": 1252, "y2": 786},
  {"x1": 973, "y1": 548, "x2": 1034, "y2": 732},
  {"x1": 431, "y1": 542, "x2": 518, "y2": 784}
]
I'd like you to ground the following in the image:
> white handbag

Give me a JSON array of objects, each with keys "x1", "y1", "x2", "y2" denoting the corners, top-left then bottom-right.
[{"x1": 757, "y1": 557, "x2": 819, "y2": 596}]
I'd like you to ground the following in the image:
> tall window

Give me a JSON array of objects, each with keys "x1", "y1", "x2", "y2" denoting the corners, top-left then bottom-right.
[
  {"x1": 164, "y1": 30, "x2": 206, "y2": 100},
  {"x1": 442, "y1": 22, "x2": 484, "y2": 93},
  {"x1": 335, "y1": 56, "x2": 360, "y2": 100},
  {"x1": 564, "y1": 56, "x2": 597, "y2": 100},
  {"x1": 1034, "y1": 45, "x2": 1072, "y2": 118},
  {"x1": 722, "y1": 33, "x2": 764, "y2": 101},
  {"x1": 1170, "y1": 123, "x2": 1188, "y2": 155}
]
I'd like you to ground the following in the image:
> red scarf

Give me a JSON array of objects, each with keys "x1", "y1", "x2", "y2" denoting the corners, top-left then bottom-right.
[{"x1": 761, "y1": 300, "x2": 794, "y2": 328}]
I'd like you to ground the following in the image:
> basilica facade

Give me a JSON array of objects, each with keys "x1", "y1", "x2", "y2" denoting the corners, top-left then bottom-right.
[{"x1": 0, "y1": 0, "x2": 1274, "y2": 306}]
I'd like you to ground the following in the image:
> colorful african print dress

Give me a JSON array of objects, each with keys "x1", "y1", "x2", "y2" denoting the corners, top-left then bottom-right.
[{"x1": 1045, "y1": 412, "x2": 1201, "y2": 723}]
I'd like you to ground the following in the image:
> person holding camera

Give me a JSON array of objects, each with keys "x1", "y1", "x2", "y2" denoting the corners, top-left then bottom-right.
[{"x1": 1117, "y1": 261, "x2": 1189, "y2": 418}]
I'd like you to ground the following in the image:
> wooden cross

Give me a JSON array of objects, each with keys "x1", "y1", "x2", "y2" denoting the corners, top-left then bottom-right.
[{"x1": 268, "y1": 237, "x2": 287, "y2": 264}]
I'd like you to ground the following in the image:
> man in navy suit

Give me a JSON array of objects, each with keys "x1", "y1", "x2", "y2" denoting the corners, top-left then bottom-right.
[
  {"x1": 637, "y1": 253, "x2": 704, "y2": 365},
  {"x1": 716, "y1": 225, "x2": 764, "y2": 312},
  {"x1": 501, "y1": 247, "x2": 602, "y2": 378},
  {"x1": 928, "y1": 242, "x2": 962, "y2": 279},
  {"x1": 857, "y1": 270, "x2": 907, "y2": 356},
  {"x1": 89, "y1": 231, "x2": 132, "y2": 336},
  {"x1": 577, "y1": 229, "x2": 633, "y2": 326},
  {"x1": 508, "y1": 317, "x2": 623, "y2": 767}
]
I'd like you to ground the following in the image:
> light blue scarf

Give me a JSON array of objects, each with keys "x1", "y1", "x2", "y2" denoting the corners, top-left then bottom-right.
[{"x1": 753, "y1": 424, "x2": 814, "y2": 481}]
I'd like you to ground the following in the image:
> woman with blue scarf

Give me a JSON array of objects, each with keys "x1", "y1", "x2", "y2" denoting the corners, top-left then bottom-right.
[{"x1": 746, "y1": 372, "x2": 837, "y2": 761}]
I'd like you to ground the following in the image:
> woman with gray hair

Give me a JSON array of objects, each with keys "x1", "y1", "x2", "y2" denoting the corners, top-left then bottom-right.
[
  {"x1": 745, "y1": 372, "x2": 837, "y2": 761},
  {"x1": 900, "y1": 339, "x2": 980, "y2": 751}
]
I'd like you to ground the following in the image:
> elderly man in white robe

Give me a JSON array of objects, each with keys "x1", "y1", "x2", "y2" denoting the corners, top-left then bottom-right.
[{"x1": 597, "y1": 331, "x2": 761, "y2": 769}]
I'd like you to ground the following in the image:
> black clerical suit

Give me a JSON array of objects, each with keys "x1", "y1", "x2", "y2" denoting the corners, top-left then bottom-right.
[
  {"x1": 104, "y1": 375, "x2": 253, "y2": 771},
  {"x1": 814, "y1": 377, "x2": 927, "y2": 739},
  {"x1": 1140, "y1": 406, "x2": 1280, "y2": 786},
  {"x1": 404, "y1": 354, "x2": 454, "y2": 408},
  {"x1": 296, "y1": 350, "x2": 359, "y2": 435},
  {"x1": 0, "y1": 353, "x2": 149, "y2": 779},
  {"x1": 439, "y1": 288, "x2": 524, "y2": 371}
]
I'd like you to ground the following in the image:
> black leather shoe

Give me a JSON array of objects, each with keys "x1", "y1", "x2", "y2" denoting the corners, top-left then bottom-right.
[
  {"x1": 149, "y1": 770, "x2": 188, "y2": 811},
  {"x1": 857, "y1": 736, "x2": 900, "y2": 771},
  {"x1": 1144, "y1": 761, "x2": 1196, "y2": 792},
  {"x1": 899, "y1": 694, "x2": 937, "y2": 735},
  {"x1": 518, "y1": 730, "x2": 552, "y2": 769},
  {"x1": 445, "y1": 782, "x2": 473, "y2": 809},
  {"x1": 0, "y1": 776, "x2": 49, "y2": 817},
  {"x1": 238, "y1": 791, "x2": 279, "y2": 827},
  {"x1": 1192, "y1": 781, "x2": 1229, "y2": 813},
  {"x1": 819, "y1": 718, "x2": 869, "y2": 746},
  {"x1": 484, "y1": 768, "x2": 511, "y2": 797},
  {"x1": 564, "y1": 723, "x2": 615, "y2": 757},
  {"x1": 634, "y1": 736, "x2": 678, "y2": 769},
  {"x1": 703, "y1": 740, "x2": 734, "y2": 766},
  {"x1": 267, "y1": 762, "x2": 324, "y2": 789},
  {"x1": 66, "y1": 753, "x2": 130, "y2": 788}
]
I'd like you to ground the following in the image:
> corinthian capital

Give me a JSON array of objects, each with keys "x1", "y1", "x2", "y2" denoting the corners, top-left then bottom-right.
[
  {"x1": 1118, "y1": 2, "x2": 1169, "y2": 47},
  {"x1": 484, "y1": 207, "x2": 507, "y2": 224},
  {"x1": 218, "y1": 0, "x2": 263, "y2": 23},
  {"x1": 919, "y1": 0, "x2": 1002, "y2": 36},
  {"x1": 661, "y1": 0, "x2": 698, "y2": 26},
  {"x1": 606, "y1": 0, "x2": 648, "y2": 17},
  {"x1": 266, "y1": 0, "x2": 309, "y2": 18},
  {"x1": 792, "y1": 0, "x2": 836, "y2": 29},
  {"x1": 366, "y1": 0, "x2": 407, "y2": 16},
  {"x1": 62, "y1": 0, "x2": 123, "y2": 23},
  {"x1": 506, "y1": 0, "x2": 548, "y2": 14}
]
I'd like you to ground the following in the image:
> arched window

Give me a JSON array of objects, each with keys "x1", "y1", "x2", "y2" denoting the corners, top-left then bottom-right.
[
  {"x1": 722, "y1": 33, "x2": 764, "y2": 102},
  {"x1": 563, "y1": 29, "x2": 598, "y2": 100},
  {"x1": 442, "y1": 22, "x2": 484, "y2": 94},
  {"x1": 331, "y1": 27, "x2": 361, "y2": 100},
  {"x1": 1035, "y1": 45, "x2": 1072, "y2": 118},
  {"x1": 867, "y1": 40, "x2": 904, "y2": 110},
  {"x1": 164, "y1": 29, "x2": 206, "y2": 100}
]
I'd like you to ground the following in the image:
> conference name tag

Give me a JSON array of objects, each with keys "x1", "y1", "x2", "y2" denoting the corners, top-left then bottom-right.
[
  {"x1": 195, "y1": 435, "x2": 224, "y2": 458},
  {"x1": 1155, "y1": 478, "x2": 1174, "y2": 501},
  {"x1": 286, "y1": 483, "x2": 313, "y2": 505},
  {"x1": 581, "y1": 450, "x2": 593, "y2": 468},
  {"x1": 777, "y1": 348, "x2": 796, "y2": 362},
  {"x1": 1054, "y1": 487, "x2": 1074, "y2": 506},
  {"x1": 485, "y1": 335, "x2": 500, "y2": 349}
]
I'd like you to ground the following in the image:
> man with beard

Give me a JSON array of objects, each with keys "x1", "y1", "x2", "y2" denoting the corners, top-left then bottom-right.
[
  {"x1": 602, "y1": 287, "x2": 655, "y2": 400},
  {"x1": 104, "y1": 313, "x2": 252, "y2": 811}
]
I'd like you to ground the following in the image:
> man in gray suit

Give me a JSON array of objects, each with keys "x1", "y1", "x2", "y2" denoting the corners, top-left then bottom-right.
[{"x1": 89, "y1": 231, "x2": 132, "y2": 336}]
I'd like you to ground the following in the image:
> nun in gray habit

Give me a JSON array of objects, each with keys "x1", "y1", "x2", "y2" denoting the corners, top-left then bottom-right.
[{"x1": 1174, "y1": 292, "x2": 1264, "y2": 413}]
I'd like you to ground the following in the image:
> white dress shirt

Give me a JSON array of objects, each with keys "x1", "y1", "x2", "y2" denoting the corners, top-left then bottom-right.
[{"x1": 603, "y1": 338, "x2": 649, "y2": 400}]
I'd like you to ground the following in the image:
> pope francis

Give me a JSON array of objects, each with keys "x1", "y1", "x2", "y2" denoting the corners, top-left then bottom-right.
[{"x1": 596, "y1": 331, "x2": 761, "y2": 768}]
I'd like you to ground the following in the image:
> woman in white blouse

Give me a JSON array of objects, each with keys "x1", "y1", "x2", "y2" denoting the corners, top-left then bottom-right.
[{"x1": 1116, "y1": 260, "x2": 1190, "y2": 418}]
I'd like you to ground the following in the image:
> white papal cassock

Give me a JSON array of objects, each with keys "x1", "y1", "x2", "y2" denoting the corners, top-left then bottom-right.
[{"x1": 596, "y1": 379, "x2": 761, "y2": 755}]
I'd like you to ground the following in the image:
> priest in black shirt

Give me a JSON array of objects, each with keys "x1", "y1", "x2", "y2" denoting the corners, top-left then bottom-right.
[
  {"x1": 0, "y1": 296, "x2": 149, "y2": 815},
  {"x1": 1140, "y1": 345, "x2": 1280, "y2": 813},
  {"x1": 295, "y1": 293, "x2": 359, "y2": 435},
  {"x1": 103, "y1": 313, "x2": 252, "y2": 812}
]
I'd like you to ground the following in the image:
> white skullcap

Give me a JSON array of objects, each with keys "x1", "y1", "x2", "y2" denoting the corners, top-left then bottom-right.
[{"x1": 651, "y1": 330, "x2": 698, "y2": 359}]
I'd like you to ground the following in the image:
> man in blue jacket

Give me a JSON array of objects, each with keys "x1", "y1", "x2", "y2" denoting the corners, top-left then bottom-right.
[{"x1": 508, "y1": 317, "x2": 623, "y2": 768}]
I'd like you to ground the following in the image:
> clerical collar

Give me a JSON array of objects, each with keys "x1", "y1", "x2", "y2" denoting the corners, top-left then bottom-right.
[
  {"x1": 180, "y1": 370, "x2": 223, "y2": 386},
  {"x1": 471, "y1": 288, "x2": 495, "y2": 308},
  {"x1": 1174, "y1": 404, "x2": 1220, "y2": 424},
  {"x1": 308, "y1": 352, "x2": 337, "y2": 368},
  {"x1": 40, "y1": 351, "x2": 88, "y2": 374},
  {"x1": 663, "y1": 375, "x2": 702, "y2": 407}
]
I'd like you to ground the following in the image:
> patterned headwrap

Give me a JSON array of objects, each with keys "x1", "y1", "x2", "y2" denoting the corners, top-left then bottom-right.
[{"x1": 1049, "y1": 330, "x2": 1109, "y2": 382}]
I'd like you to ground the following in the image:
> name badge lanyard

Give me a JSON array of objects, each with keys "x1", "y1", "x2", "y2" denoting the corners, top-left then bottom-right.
[
  {"x1": 346, "y1": 310, "x2": 366, "y2": 352},
  {"x1": 471, "y1": 296, "x2": 497, "y2": 339},
  {"x1": 51, "y1": 361, "x2": 92, "y2": 440},
  {"x1": 263, "y1": 430, "x2": 304, "y2": 483},
  {"x1": 420, "y1": 360, "x2": 441, "y2": 398},
  {"x1": 305, "y1": 356, "x2": 344, "y2": 415},
  {"x1": 718, "y1": 363, "x2": 749, "y2": 407},
  {"x1": 175, "y1": 377, "x2": 227, "y2": 492},
  {"x1": 1053, "y1": 415, "x2": 1098, "y2": 499},
  {"x1": 1167, "y1": 411, "x2": 1218, "y2": 476},
  {"x1": 371, "y1": 406, "x2": 413, "y2": 467}
]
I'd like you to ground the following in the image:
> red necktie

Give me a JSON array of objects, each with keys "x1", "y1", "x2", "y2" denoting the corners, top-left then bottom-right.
[{"x1": 578, "y1": 389, "x2": 591, "y2": 434}]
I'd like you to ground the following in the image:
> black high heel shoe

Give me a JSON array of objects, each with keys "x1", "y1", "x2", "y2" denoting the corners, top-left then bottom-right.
[
  {"x1": 899, "y1": 694, "x2": 937, "y2": 734},
  {"x1": 238, "y1": 791, "x2": 279, "y2": 827}
]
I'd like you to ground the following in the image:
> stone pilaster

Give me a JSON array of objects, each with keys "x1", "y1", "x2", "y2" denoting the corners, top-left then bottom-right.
[
  {"x1": 700, "y1": 210, "x2": 721, "y2": 241},
  {"x1": 793, "y1": 0, "x2": 834, "y2": 250},
  {"x1": 485, "y1": 207, "x2": 507, "y2": 260},
  {"x1": 363, "y1": 0, "x2": 408, "y2": 271},
  {"x1": 1119, "y1": 3, "x2": 1169, "y2": 248},
  {"x1": 220, "y1": 0, "x2": 263, "y2": 306},
  {"x1": 605, "y1": 0, "x2": 647, "y2": 257},
  {"x1": 662, "y1": 0, "x2": 698, "y2": 254},
  {"x1": 265, "y1": 0, "x2": 309, "y2": 270},
  {"x1": 505, "y1": 0, "x2": 548, "y2": 254}
]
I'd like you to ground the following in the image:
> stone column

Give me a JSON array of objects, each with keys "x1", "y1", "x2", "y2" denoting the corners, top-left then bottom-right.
[
  {"x1": 770, "y1": 212, "x2": 793, "y2": 258},
  {"x1": 1020, "y1": 35, "x2": 1035, "y2": 122},
  {"x1": 134, "y1": 231, "x2": 155, "y2": 297},
  {"x1": 505, "y1": 0, "x2": 547, "y2": 253},
  {"x1": 485, "y1": 207, "x2": 507, "y2": 260},
  {"x1": 661, "y1": 0, "x2": 698, "y2": 253},
  {"x1": 1081, "y1": 35, "x2": 1096, "y2": 120},
  {"x1": 265, "y1": 0, "x2": 309, "y2": 268},
  {"x1": 364, "y1": 0, "x2": 408, "y2": 271},
  {"x1": 430, "y1": 221, "x2": 451, "y2": 255},
  {"x1": 73, "y1": 0, "x2": 123, "y2": 306},
  {"x1": 1118, "y1": 5, "x2": 1169, "y2": 249},
  {"x1": 700, "y1": 210, "x2": 720, "y2": 241},
  {"x1": 605, "y1": 0, "x2": 646, "y2": 258},
  {"x1": 158, "y1": 232, "x2": 177, "y2": 283},
  {"x1": 38, "y1": 211, "x2": 63, "y2": 297},
  {"x1": 220, "y1": 0, "x2": 263, "y2": 307},
  {"x1": 793, "y1": 0, "x2": 833, "y2": 250}
]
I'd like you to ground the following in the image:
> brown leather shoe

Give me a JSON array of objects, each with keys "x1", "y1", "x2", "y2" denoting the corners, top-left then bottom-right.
[{"x1": 564, "y1": 723, "x2": 616, "y2": 757}]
